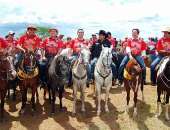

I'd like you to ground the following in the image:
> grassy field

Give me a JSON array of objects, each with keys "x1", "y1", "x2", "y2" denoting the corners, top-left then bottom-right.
[{"x1": 0, "y1": 69, "x2": 170, "y2": 130}]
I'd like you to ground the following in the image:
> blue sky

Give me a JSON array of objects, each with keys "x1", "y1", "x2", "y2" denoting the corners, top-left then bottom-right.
[{"x1": 0, "y1": 0, "x2": 170, "y2": 39}]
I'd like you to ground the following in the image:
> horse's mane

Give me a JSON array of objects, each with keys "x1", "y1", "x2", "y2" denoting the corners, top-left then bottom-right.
[{"x1": 48, "y1": 55, "x2": 60, "y2": 76}]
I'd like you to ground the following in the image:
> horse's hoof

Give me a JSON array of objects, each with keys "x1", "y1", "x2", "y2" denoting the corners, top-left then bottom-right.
[
  {"x1": 133, "y1": 112, "x2": 137, "y2": 118},
  {"x1": 165, "y1": 117, "x2": 170, "y2": 121},
  {"x1": 19, "y1": 109, "x2": 25, "y2": 115},
  {"x1": 97, "y1": 111, "x2": 101, "y2": 116},
  {"x1": 72, "y1": 112, "x2": 76, "y2": 117}
]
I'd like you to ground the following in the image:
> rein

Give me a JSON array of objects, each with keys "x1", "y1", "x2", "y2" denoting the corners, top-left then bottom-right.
[
  {"x1": 72, "y1": 55, "x2": 87, "y2": 80},
  {"x1": 160, "y1": 72, "x2": 170, "y2": 89}
]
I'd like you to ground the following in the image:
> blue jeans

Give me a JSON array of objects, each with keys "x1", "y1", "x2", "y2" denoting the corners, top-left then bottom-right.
[
  {"x1": 149, "y1": 54, "x2": 157, "y2": 62},
  {"x1": 118, "y1": 55, "x2": 146, "y2": 81},
  {"x1": 150, "y1": 55, "x2": 163, "y2": 84}
]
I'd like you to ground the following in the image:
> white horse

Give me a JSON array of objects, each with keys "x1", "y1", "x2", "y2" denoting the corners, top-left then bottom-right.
[
  {"x1": 94, "y1": 46, "x2": 112, "y2": 116},
  {"x1": 72, "y1": 47, "x2": 91, "y2": 115}
]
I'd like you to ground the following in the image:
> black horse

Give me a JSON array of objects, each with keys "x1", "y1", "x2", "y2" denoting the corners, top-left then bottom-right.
[
  {"x1": 48, "y1": 55, "x2": 70, "y2": 114},
  {"x1": 156, "y1": 57, "x2": 170, "y2": 121}
]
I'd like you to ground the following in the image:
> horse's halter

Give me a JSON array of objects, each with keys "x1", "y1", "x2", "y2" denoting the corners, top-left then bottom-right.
[
  {"x1": 101, "y1": 51, "x2": 112, "y2": 69},
  {"x1": 22, "y1": 52, "x2": 37, "y2": 73}
]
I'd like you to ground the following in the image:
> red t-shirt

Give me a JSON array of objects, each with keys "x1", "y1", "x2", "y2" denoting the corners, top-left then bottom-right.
[
  {"x1": 71, "y1": 38, "x2": 89, "y2": 53},
  {"x1": 127, "y1": 38, "x2": 146, "y2": 55},
  {"x1": 18, "y1": 33, "x2": 41, "y2": 51},
  {"x1": 41, "y1": 37, "x2": 64, "y2": 55},
  {"x1": 156, "y1": 37, "x2": 170, "y2": 51},
  {"x1": 6, "y1": 39, "x2": 18, "y2": 47},
  {"x1": 0, "y1": 37, "x2": 8, "y2": 49}
]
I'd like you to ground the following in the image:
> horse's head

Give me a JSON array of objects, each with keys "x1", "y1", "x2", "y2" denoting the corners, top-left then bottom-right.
[
  {"x1": 22, "y1": 51, "x2": 37, "y2": 73},
  {"x1": 79, "y1": 47, "x2": 91, "y2": 66},
  {"x1": 0, "y1": 54, "x2": 16, "y2": 80},
  {"x1": 126, "y1": 59, "x2": 141, "y2": 77},
  {"x1": 100, "y1": 46, "x2": 112, "y2": 68},
  {"x1": 55, "y1": 55, "x2": 70, "y2": 85}
]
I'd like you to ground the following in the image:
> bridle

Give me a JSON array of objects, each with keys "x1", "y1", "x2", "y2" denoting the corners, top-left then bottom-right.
[{"x1": 97, "y1": 51, "x2": 112, "y2": 82}]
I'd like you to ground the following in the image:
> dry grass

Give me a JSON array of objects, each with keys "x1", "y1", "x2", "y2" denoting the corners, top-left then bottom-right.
[{"x1": 0, "y1": 68, "x2": 170, "y2": 130}]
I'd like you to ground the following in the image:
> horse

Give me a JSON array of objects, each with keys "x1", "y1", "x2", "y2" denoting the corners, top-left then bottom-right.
[
  {"x1": 48, "y1": 54, "x2": 70, "y2": 114},
  {"x1": 72, "y1": 47, "x2": 91, "y2": 115},
  {"x1": 17, "y1": 51, "x2": 39, "y2": 115},
  {"x1": 94, "y1": 46, "x2": 112, "y2": 116},
  {"x1": 123, "y1": 59, "x2": 143, "y2": 117},
  {"x1": 156, "y1": 57, "x2": 170, "y2": 121},
  {"x1": 0, "y1": 52, "x2": 16, "y2": 121}
]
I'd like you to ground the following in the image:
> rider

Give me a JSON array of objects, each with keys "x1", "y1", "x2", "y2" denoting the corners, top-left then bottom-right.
[
  {"x1": 0, "y1": 37, "x2": 8, "y2": 53},
  {"x1": 68, "y1": 29, "x2": 91, "y2": 87},
  {"x1": 118, "y1": 28, "x2": 147, "y2": 86},
  {"x1": 107, "y1": 32, "x2": 116, "y2": 49},
  {"x1": 150, "y1": 27, "x2": 170, "y2": 86},
  {"x1": 90, "y1": 30, "x2": 117, "y2": 81},
  {"x1": 16, "y1": 25, "x2": 42, "y2": 65},
  {"x1": 39, "y1": 27, "x2": 64, "y2": 86}
]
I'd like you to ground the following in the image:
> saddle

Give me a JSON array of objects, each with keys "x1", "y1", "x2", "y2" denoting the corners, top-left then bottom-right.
[
  {"x1": 17, "y1": 67, "x2": 39, "y2": 80},
  {"x1": 155, "y1": 56, "x2": 169, "y2": 72}
]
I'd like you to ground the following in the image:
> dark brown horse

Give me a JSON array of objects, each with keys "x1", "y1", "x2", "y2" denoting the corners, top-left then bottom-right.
[
  {"x1": 17, "y1": 51, "x2": 39, "y2": 115},
  {"x1": 123, "y1": 59, "x2": 143, "y2": 117},
  {"x1": 156, "y1": 57, "x2": 170, "y2": 121},
  {"x1": 0, "y1": 52, "x2": 16, "y2": 121}
]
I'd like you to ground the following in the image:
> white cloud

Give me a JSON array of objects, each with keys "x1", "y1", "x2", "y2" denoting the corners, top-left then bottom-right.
[{"x1": 0, "y1": 0, "x2": 170, "y2": 38}]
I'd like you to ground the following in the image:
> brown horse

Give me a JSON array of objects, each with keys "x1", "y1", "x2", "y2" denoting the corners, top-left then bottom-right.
[
  {"x1": 156, "y1": 57, "x2": 170, "y2": 121},
  {"x1": 0, "y1": 52, "x2": 16, "y2": 122},
  {"x1": 17, "y1": 51, "x2": 39, "y2": 115},
  {"x1": 123, "y1": 59, "x2": 143, "y2": 117}
]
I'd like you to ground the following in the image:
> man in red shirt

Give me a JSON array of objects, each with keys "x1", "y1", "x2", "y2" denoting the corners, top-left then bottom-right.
[
  {"x1": 118, "y1": 28, "x2": 147, "y2": 86},
  {"x1": 5, "y1": 31, "x2": 18, "y2": 52},
  {"x1": 89, "y1": 34, "x2": 98, "y2": 47},
  {"x1": 68, "y1": 29, "x2": 91, "y2": 87},
  {"x1": 15, "y1": 25, "x2": 41, "y2": 66},
  {"x1": 0, "y1": 37, "x2": 8, "y2": 53},
  {"x1": 150, "y1": 27, "x2": 170, "y2": 86},
  {"x1": 41, "y1": 28, "x2": 63, "y2": 58},
  {"x1": 17, "y1": 25, "x2": 41, "y2": 53},
  {"x1": 39, "y1": 27, "x2": 64, "y2": 86}
]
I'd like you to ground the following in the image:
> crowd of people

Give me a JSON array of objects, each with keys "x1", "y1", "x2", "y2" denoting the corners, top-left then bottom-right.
[{"x1": 0, "y1": 25, "x2": 170, "y2": 87}]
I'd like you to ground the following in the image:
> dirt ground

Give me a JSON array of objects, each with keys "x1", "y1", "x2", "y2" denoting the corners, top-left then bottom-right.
[{"x1": 0, "y1": 69, "x2": 170, "y2": 130}]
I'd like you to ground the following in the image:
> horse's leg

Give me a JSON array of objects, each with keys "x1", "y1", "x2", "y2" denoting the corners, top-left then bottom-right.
[
  {"x1": 155, "y1": 86, "x2": 161, "y2": 117},
  {"x1": 72, "y1": 83, "x2": 77, "y2": 115},
  {"x1": 93, "y1": 84, "x2": 96, "y2": 98},
  {"x1": 125, "y1": 81, "x2": 130, "y2": 113},
  {"x1": 20, "y1": 88, "x2": 27, "y2": 114},
  {"x1": 35, "y1": 87, "x2": 39, "y2": 102},
  {"x1": 105, "y1": 84, "x2": 111, "y2": 113},
  {"x1": 140, "y1": 80, "x2": 144, "y2": 101},
  {"x1": 31, "y1": 87, "x2": 36, "y2": 112},
  {"x1": 0, "y1": 90, "x2": 6, "y2": 122},
  {"x1": 80, "y1": 84, "x2": 86, "y2": 112},
  {"x1": 59, "y1": 85, "x2": 64, "y2": 110},
  {"x1": 96, "y1": 83, "x2": 101, "y2": 116},
  {"x1": 48, "y1": 86, "x2": 51, "y2": 104},
  {"x1": 51, "y1": 87, "x2": 56, "y2": 114},
  {"x1": 165, "y1": 94, "x2": 170, "y2": 121},
  {"x1": 133, "y1": 91, "x2": 138, "y2": 117},
  {"x1": 12, "y1": 84, "x2": 16, "y2": 101}
]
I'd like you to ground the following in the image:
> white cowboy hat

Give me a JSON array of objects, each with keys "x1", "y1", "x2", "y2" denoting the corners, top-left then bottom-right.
[{"x1": 162, "y1": 27, "x2": 170, "y2": 33}]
